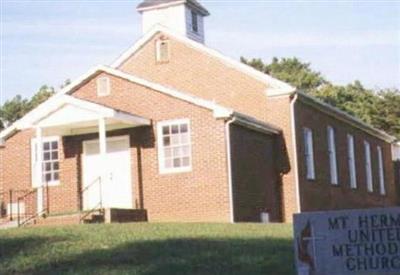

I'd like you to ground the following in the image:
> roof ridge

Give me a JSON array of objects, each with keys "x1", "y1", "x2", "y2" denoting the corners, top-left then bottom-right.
[{"x1": 110, "y1": 25, "x2": 295, "y2": 95}]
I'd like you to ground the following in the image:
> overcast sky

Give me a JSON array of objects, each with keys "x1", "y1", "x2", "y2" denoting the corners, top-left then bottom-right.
[{"x1": 1, "y1": 0, "x2": 399, "y2": 103}]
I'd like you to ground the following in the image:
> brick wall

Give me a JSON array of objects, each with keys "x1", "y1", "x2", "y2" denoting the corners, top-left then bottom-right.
[
  {"x1": 0, "y1": 72, "x2": 232, "y2": 223},
  {"x1": 0, "y1": 147, "x2": 3, "y2": 193},
  {"x1": 230, "y1": 124, "x2": 282, "y2": 222},
  {"x1": 295, "y1": 99, "x2": 398, "y2": 211},
  {"x1": 117, "y1": 34, "x2": 271, "y2": 122},
  {"x1": 0, "y1": 129, "x2": 81, "y2": 217},
  {"x1": 70, "y1": 72, "x2": 231, "y2": 222},
  {"x1": 264, "y1": 95, "x2": 297, "y2": 222},
  {"x1": 116, "y1": 32, "x2": 298, "y2": 222}
]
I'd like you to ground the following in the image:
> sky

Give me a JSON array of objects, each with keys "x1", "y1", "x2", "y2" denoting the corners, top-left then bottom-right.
[{"x1": 1, "y1": 0, "x2": 399, "y2": 103}]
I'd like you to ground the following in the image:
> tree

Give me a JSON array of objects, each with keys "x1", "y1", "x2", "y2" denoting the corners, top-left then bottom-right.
[
  {"x1": 311, "y1": 81, "x2": 380, "y2": 125},
  {"x1": 0, "y1": 95, "x2": 30, "y2": 129},
  {"x1": 241, "y1": 57, "x2": 327, "y2": 91},
  {"x1": 0, "y1": 85, "x2": 55, "y2": 130},
  {"x1": 29, "y1": 85, "x2": 55, "y2": 110},
  {"x1": 242, "y1": 57, "x2": 400, "y2": 139},
  {"x1": 373, "y1": 89, "x2": 400, "y2": 139}
]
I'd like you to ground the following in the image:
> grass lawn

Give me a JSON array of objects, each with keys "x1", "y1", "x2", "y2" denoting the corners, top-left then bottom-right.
[{"x1": 0, "y1": 223, "x2": 294, "y2": 275}]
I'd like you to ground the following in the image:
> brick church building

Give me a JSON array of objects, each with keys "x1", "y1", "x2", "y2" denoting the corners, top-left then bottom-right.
[{"x1": 1, "y1": 0, "x2": 399, "y2": 226}]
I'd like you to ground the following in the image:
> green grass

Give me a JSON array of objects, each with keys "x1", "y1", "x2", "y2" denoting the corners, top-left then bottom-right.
[{"x1": 0, "y1": 223, "x2": 294, "y2": 275}]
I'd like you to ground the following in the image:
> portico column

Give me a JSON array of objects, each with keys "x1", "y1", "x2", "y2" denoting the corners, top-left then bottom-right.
[
  {"x1": 98, "y1": 117, "x2": 107, "y2": 207},
  {"x1": 36, "y1": 127, "x2": 44, "y2": 214},
  {"x1": 98, "y1": 117, "x2": 107, "y2": 157}
]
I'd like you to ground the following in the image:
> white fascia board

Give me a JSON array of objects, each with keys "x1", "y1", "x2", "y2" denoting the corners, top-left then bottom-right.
[
  {"x1": 232, "y1": 112, "x2": 281, "y2": 135},
  {"x1": 137, "y1": 0, "x2": 186, "y2": 12},
  {"x1": 110, "y1": 25, "x2": 295, "y2": 93},
  {"x1": 62, "y1": 96, "x2": 115, "y2": 116},
  {"x1": 23, "y1": 95, "x2": 114, "y2": 129},
  {"x1": 0, "y1": 65, "x2": 232, "y2": 140},
  {"x1": 0, "y1": 66, "x2": 106, "y2": 138},
  {"x1": 113, "y1": 111, "x2": 151, "y2": 126},
  {"x1": 298, "y1": 92, "x2": 396, "y2": 143},
  {"x1": 267, "y1": 88, "x2": 296, "y2": 97},
  {"x1": 0, "y1": 126, "x2": 18, "y2": 140},
  {"x1": 32, "y1": 95, "x2": 150, "y2": 128},
  {"x1": 97, "y1": 66, "x2": 233, "y2": 119}
]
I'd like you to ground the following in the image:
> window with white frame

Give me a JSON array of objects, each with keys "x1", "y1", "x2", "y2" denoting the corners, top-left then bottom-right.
[
  {"x1": 327, "y1": 126, "x2": 338, "y2": 185},
  {"x1": 347, "y1": 134, "x2": 357, "y2": 189},
  {"x1": 377, "y1": 146, "x2": 385, "y2": 195},
  {"x1": 96, "y1": 77, "x2": 110, "y2": 97},
  {"x1": 364, "y1": 141, "x2": 373, "y2": 192},
  {"x1": 156, "y1": 39, "x2": 170, "y2": 63},
  {"x1": 31, "y1": 137, "x2": 60, "y2": 186},
  {"x1": 303, "y1": 127, "x2": 315, "y2": 180},
  {"x1": 191, "y1": 11, "x2": 198, "y2": 33},
  {"x1": 158, "y1": 119, "x2": 191, "y2": 173}
]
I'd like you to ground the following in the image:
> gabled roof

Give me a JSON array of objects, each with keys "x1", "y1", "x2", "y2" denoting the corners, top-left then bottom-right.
[
  {"x1": 0, "y1": 65, "x2": 280, "y2": 144},
  {"x1": 0, "y1": 66, "x2": 231, "y2": 142},
  {"x1": 110, "y1": 25, "x2": 295, "y2": 96},
  {"x1": 297, "y1": 92, "x2": 396, "y2": 143},
  {"x1": 137, "y1": 0, "x2": 210, "y2": 16}
]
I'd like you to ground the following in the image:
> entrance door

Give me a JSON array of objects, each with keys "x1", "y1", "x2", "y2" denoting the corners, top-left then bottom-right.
[{"x1": 82, "y1": 136, "x2": 133, "y2": 210}]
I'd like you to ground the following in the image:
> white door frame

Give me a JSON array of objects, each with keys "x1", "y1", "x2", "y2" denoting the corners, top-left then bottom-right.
[{"x1": 82, "y1": 135, "x2": 133, "y2": 209}]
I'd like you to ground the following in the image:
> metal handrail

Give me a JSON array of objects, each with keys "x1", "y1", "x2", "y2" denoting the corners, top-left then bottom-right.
[
  {"x1": 1, "y1": 189, "x2": 30, "y2": 221},
  {"x1": 18, "y1": 208, "x2": 48, "y2": 227},
  {"x1": 80, "y1": 176, "x2": 103, "y2": 223},
  {"x1": 16, "y1": 186, "x2": 49, "y2": 227},
  {"x1": 81, "y1": 176, "x2": 102, "y2": 195}
]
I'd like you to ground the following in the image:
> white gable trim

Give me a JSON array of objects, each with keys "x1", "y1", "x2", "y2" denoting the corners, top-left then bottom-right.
[
  {"x1": 110, "y1": 25, "x2": 295, "y2": 95},
  {"x1": 0, "y1": 65, "x2": 233, "y2": 141},
  {"x1": 18, "y1": 95, "x2": 150, "y2": 131},
  {"x1": 91, "y1": 66, "x2": 233, "y2": 119}
]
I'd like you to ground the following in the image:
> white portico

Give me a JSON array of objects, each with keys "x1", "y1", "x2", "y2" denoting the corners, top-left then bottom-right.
[{"x1": 24, "y1": 95, "x2": 150, "y2": 214}]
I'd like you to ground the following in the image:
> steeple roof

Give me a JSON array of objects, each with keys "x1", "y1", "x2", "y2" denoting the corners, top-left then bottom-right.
[{"x1": 137, "y1": 0, "x2": 210, "y2": 16}]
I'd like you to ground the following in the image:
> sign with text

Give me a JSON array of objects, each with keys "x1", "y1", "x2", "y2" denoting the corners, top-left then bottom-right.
[{"x1": 293, "y1": 207, "x2": 400, "y2": 275}]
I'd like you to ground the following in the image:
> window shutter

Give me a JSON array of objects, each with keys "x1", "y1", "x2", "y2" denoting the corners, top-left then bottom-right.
[
  {"x1": 377, "y1": 146, "x2": 385, "y2": 195},
  {"x1": 308, "y1": 130, "x2": 315, "y2": 179},
  {"x1": 327, "y1": 126, "x2": 338, "y2": 185},
  {"x1": 364, "y1": 141, "x2": 373, "y2": 192},
  {"x1": 31, "y1": 139, "x2": 40, "y2": 188},
  {"x1": 347, "y1": 134, "x2": 357, "y2": 189},
  {"x1": 303, "y1": 128, "x2": 315, "y2": 180}
]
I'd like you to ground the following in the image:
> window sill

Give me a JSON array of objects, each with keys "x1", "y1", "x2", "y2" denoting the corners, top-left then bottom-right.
[
  {"x1": 45, "y1": 180, "x2": 60, "y2": 187},
  {"x1": 33, "y1": 181, "x2": 60, "y2": 188},
  {"x1": 159, "y1": 167, "x2": 192, "y2": 175}
]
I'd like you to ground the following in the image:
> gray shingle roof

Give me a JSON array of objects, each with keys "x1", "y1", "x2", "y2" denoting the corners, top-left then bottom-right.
[{"x1": 137, "y1": 0, "x2": 209, "y2": 16}]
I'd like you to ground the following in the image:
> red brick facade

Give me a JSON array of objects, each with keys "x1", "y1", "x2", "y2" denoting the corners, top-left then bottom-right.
[
  {"x1": 0, "y1": 30, "x2": 398, "y2": 225},
  {"x1": 295, "y1": 99, "x2": 398, "y2": 211},
  {"x1": 117, "y1": 34, "x2": 300, "y2": 221},
  {"x1": 230, "y1": 124, "x2": 283, "y2": 222}
]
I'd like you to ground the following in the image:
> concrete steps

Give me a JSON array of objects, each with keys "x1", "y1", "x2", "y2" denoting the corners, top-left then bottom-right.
[
  {"x1": 1, "y1": 209, "x2": 148, "y2": 227},
  {"x1": 0, "y1": 220, "x2": 18, "y2": 229}
]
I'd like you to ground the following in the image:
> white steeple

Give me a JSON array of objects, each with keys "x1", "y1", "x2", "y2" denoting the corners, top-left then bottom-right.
[{"x1": 137, "y1": 0, "x2": 210, "y2": 43}]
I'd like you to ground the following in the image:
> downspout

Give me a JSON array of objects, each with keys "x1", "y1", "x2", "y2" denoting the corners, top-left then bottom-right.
[
  {"x1": 290, "y1": 93, "x2": 301, "y2": 213},
  {"x1": 225, "y1": 116, "x2": 236, "y2": 223}
]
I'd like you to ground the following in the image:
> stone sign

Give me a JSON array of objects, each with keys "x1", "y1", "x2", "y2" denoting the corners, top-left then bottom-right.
[{"x1": 293, "y1": 207, "x2": 400, "y2": 275}]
